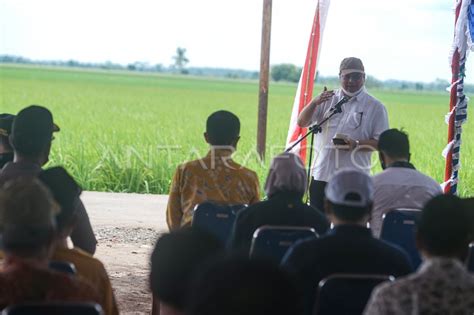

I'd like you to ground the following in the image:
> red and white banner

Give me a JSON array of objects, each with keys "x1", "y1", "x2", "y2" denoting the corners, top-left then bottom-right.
[
  {"x1": 286, "y1": 0, "x2": 331, "y2": 164},
  {"x1": 441, "y1": 0, "x2": 473, "y2": 194}
]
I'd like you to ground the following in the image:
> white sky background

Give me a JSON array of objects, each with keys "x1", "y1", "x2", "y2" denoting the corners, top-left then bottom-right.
[{"x1": 0, "y1": 0, "x2": 470, "y2": 83}]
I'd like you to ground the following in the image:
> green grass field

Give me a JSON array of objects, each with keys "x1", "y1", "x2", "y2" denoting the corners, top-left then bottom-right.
[{"x1": 1, "y1": 64, "x2": 473, "y2": 196}]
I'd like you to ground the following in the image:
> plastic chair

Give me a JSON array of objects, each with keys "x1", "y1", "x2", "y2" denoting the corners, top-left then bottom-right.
[
  {"x1": 193, "y1": 202, "x2": 246, "y2": 245},
  {"x1": 49, "y1": 261, "x2": 77, "y2": 275},
  {"x1": 2, "y1": 302, "x2": 103, "y2": 315},
  {"x1": 313, "y1": 274, "x2": 394, "y2": 315},
  {"x1": 380, "y1": 208, "x2": 422, "y2": 268},
  {"x1": 249, "y1": 225, "x2": 318, "y2": 263}
]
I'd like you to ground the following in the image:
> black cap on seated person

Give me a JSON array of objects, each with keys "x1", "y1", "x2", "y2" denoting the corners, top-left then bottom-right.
[
  {"x1": 325, "y1": 168, "x2": 374, "y2": 221},
  {"x1": 10, "y1": 105, "x2": 60, "y2": 155},
  {"x1": 206, "y1": 110, "x2": 240, "y2": 146},
  {"x1": 38, "y1": 167, "x2": 82, "y2": 233}
]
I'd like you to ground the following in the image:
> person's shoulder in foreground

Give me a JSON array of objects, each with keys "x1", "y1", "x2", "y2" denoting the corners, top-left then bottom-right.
[
  {"x1": 187, "y1": 256, "x2": 303, "y2": 315},
  {"x1": 39, "y1": 166, "x2": 118, "y2": 315},
  {"x1": 166, "y1": 110, "x2": 260, "y2": 230},
  {"x1": 53, "y1": 247, "x2": 106, "y2": 277},
  {"x1": 0, "y1": 177, "x2": 100, "y2": 309},
  {"x1": 0, "y1": 259, "x2": 100, "y2": 308},
  {"x1": 364, "y1": 194, "x2": 474, "y2": 315}
]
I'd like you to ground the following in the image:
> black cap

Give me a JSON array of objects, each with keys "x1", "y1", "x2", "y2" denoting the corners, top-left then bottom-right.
[
  {"x1": 39, "y1": 167, "x2": 82, "y2": 229},
  {"x1": 11, "y1": 105, "x2": 60, "y2": 155},
  {"x1": 0, "y1": 114, "x2": 15, "y2": 137}
]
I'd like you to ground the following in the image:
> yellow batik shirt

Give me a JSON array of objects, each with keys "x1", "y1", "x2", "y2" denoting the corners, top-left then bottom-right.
[
  {"x1": 166, "y1": 149, "x2": 260, "y2": 230},
  {"x1": 52, "y1": 247, "x2": 119, "y2": 315}
]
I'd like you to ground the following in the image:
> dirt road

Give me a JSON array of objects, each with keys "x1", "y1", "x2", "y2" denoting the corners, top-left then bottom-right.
[{"x1": 83, "y1": 191, "x2": 169, "y2": 315}]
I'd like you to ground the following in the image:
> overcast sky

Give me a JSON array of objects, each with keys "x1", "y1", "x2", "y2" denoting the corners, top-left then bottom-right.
[{"x1": 1, "y1": 0, "x2": 470, "y2": 83}]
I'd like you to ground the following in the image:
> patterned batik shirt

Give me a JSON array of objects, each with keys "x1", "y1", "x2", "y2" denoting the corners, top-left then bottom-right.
[
  {"x1": 166, "y1": 148, "x2": 260, "y2": 230},
  {"x1": 0, "y1": 258, "x2": 101, "y2": 310},
  {"x1": 364, "y1": 257, "x2": 474, "y2": 315}
]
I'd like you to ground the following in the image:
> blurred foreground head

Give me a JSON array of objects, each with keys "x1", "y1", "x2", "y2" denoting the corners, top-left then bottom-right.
[
  {"x1": 0, "y1": 178, "x2": 59, "y2": 258},
  {"x1": 150, "y1": 228, "x2": 223, "y2": 314},
  {"x1": 264, "y1": 152, "x2": 307, "y2": 198},
  {"x1": 417, "y1": 194, "x2": 471, "y2": 261},
  {"x1": 186, "y1": 257, "x2": 302, "y2": 315},
  {"x1": 205, "y1": 110, "x2": 240, "y2": 148}
]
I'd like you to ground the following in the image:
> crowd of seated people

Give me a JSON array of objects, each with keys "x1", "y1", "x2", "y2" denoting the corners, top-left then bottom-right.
[{"x1": 0, "y1": 105, "x2": 473, "y2": 315}]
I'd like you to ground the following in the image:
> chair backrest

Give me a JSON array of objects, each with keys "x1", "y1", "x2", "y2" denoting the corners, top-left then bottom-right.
[
  {"x1": 313, "y1": 274, "x2": 394, "y2": 315},
  {"x1": 380, "y1": 208, "x2": 422, "y2": 268},
  {"x1": 49, "y1": 261, "x2": 77, "y2": 275},
  {"x1": 249, "y1": 225, "x2": 318, "y2": 263},
  {"x1": 468, "y1": 243, "x2": 474, "y2": 273},
  {"x1": 2, "y1": 302, "x2": 103, "y2": 315},
  {"x1": 193, "y1": 202, "x2": 246, "y2": 245}
]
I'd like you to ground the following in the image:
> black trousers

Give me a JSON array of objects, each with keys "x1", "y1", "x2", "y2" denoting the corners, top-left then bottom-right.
[{"x1": 309, "y1": 179, "x2": 327, "y2": 213}]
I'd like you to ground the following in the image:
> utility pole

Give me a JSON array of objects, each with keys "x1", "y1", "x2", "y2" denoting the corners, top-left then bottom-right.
[{"x1": 257, "y1": 0, "x2": 272, "y2": 161}]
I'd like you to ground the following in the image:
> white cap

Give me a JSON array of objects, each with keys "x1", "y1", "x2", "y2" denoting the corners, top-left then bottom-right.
[{"x1": 325, "y1": 168, "x2": 374, "y2": 207}]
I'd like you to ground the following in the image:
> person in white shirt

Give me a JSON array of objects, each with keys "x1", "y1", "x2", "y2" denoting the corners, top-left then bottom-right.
[
  {"x1": 297, "y1": 57, "x2": 389, "y2": 211},
  {"x1": 364, "y1": 194, "x2": 474, "y2": 315},
  {"x1": 371, "y1": 129, "x2": 442, "y2": 237}
]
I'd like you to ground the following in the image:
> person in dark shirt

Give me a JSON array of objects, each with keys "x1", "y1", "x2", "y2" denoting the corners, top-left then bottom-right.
[
  {"x1": 150, "y1": 228, "x2": 223, "y2": 315},
  {"x1": 0, "y1": 105, "x2": 97, "y2": 255},
  {"x1": 187, "y1": 257, "x2": 303, "y2": 315},
  {"x1": 0, "y1": 114, "x2": 15, "y2": 169},
  {"x1": 229, "y1": 152, "x2": 329, "y2": 254},
  {"x1": 282, "y1": 168, "x2": 413, "y2": 315}
]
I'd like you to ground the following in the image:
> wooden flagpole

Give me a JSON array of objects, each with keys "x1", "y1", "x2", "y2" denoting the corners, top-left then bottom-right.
[{"x1": 257, "y1": 0, "x2": 272, "y2": 160}]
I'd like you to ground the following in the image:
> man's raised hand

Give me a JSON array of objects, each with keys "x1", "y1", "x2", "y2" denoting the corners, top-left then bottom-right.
[{"x1": 310, "y1": 86, "x2": 334, "y2": 107}]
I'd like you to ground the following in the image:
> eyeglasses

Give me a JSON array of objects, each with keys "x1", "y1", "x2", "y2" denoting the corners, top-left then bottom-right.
[{"x1": 341, "y1": 73, "x2": 364, "y2": 81}]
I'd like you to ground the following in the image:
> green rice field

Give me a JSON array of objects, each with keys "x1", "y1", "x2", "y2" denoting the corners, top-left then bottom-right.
[{"x1": 1, "y1": 64, "x2": 473, "y2": 196}]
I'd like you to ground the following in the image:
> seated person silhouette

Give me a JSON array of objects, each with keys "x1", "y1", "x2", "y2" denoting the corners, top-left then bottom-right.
[
  {"x1": 0, "y1": 178, "x2": 101, "y2": 309},
  {"x1": 166, "y1": 110, "x2": 260, "y2": 230},
  {"x1": 229, "y1": 152, "x2": 329, "y2": 254}
]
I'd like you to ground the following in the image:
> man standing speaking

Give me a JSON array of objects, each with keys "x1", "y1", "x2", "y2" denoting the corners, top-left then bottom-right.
[{"x1": 297, "y1": 57, "x2": 389, "y2": 211}]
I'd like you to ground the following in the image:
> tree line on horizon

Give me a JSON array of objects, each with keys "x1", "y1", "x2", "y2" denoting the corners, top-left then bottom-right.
[{"x1": 0, "y1": 53, "x2": 467, "y2": 93}]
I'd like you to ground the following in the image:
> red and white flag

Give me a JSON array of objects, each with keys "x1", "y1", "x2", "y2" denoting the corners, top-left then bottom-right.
[{"x1": 286, "y1": 0, "x2": 330, "y2": 164}]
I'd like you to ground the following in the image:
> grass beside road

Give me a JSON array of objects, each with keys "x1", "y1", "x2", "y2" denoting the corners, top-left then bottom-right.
[{"x1": 1, "y1": 64, "x2": 472, "y2": 196}]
